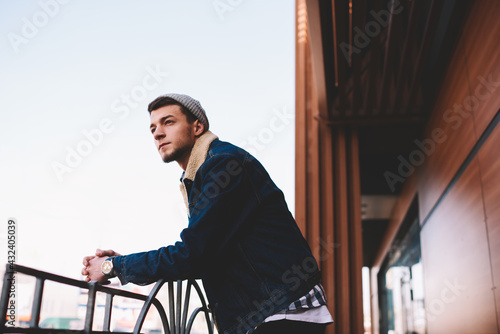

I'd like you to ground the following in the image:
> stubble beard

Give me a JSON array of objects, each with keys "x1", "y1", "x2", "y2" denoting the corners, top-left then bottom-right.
[
  {"x1": 162, "y1": 146, "x2": 187, "y2": 163},
  {"x1": 160, "y1": 126, "x2": 195, "y2": 164}
]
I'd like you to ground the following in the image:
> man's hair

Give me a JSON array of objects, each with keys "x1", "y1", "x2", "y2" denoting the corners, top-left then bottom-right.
[{"x1": 147, "y1": 96, "x2": 197, "y2": 124}]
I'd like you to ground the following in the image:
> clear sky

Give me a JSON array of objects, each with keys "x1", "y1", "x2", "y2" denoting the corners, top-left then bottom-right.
[{"x1": 0, "y1": 0, "x2": 296, "y2": 284}]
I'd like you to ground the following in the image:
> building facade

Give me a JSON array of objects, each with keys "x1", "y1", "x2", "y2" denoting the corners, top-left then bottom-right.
[{"x1": 295, "y1": 0, "x2": 500, "y2": 333}]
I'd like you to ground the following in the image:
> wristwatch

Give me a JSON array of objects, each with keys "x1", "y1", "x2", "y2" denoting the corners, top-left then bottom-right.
[{"x1": 101, "y1": 257, "x2": 116, "y2": 278}]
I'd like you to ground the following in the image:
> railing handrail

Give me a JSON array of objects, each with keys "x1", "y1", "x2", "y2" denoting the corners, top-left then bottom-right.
[{"x1": 0, "y1": 264, "x2": 214, "y2": 334}]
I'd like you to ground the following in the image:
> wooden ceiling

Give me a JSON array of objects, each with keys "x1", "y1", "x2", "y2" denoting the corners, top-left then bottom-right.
[{"x1": 304, "y1": 0, "x2": 471, "y2": 127}]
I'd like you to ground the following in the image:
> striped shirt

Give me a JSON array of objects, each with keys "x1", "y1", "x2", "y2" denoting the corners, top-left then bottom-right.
[
  {"x1": 284, "y1": 284, "x2": 328, "y2": 311},
  {"x1": 255, "y1": 283, "x2": 333, "y2": 331}
]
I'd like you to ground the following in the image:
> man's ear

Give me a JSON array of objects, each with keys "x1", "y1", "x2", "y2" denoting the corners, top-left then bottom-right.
[{"x1": 193, "y1": 120, "x2": 205, "y2": 137}]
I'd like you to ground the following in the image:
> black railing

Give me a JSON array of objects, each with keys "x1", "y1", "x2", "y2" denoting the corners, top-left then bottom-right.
[{"x1": 0, "y1": 264, "x2": 214, "y2": 334}]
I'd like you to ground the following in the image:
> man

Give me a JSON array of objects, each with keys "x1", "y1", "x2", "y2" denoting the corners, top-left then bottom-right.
[{"x1": 82, "y1": 94, "x2": 333, "y2": 334}]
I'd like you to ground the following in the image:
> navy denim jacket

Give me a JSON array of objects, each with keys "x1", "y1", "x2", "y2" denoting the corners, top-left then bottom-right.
[{"x1": 113, "y1": 137, "x2": 321, "y2": 334}]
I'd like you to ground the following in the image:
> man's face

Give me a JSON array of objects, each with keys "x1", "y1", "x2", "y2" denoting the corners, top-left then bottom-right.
[{"x1": 149, "y1": 104, "x2": 199, "y2": 167}]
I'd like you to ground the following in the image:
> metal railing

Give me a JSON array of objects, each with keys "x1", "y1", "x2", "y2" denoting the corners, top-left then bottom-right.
[{"x1": 0, "y1": 264, "x2": 214, "y2": 334}]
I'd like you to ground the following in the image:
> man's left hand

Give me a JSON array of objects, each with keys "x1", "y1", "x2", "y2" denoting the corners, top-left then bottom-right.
[{"x1": 83, "y1": 256, "x2": 110, "y2": 285}]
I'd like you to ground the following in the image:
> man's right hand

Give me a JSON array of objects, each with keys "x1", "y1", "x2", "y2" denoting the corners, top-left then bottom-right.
[{"x1": 82, "y1": 248, "x2": 121, "y2": 281}]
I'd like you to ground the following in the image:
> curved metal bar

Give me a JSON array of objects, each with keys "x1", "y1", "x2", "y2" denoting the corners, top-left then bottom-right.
[
  {"x1": 133, "y1": 279, "x2": 215, "y2": 334},
  {"x1": 190, "y1": 280, "x2": 214, "y2": 334},
  {"x1": 136, "y1": 279, "x2": 213, "y2": 334},
  {"x1": 150, "y1": 297, "x2": 171, "y2": 334},
  {"x1": 132, "y1": 279, "x2": 170, "y2": 334},
  {"x1": 185, "y1": 306, "x2": 207, "y2": 333}
]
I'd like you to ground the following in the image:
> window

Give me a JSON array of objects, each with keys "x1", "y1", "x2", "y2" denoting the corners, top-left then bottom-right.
[{"x1": 378, "y1": 198, "x2": 426, "y2": 334}]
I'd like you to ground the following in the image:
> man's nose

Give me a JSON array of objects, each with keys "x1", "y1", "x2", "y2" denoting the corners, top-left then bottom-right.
[{"x1": 154, "y1": 127, "x2": 165, "y2": 141}]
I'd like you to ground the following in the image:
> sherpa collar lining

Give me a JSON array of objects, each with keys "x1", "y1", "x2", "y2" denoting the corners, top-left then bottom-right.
[{"x1": 179, "y1": 130, "x2": 218, "y2": 212}]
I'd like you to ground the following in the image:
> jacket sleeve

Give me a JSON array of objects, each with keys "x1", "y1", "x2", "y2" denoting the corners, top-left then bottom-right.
[{"x1": 112, "y1": 153, "x2": 262, "y2": 285}]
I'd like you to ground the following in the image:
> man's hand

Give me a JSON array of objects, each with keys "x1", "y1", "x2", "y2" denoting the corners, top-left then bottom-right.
[{"x1": 82, "y1": 249, "x2": 121, "y2": 284}]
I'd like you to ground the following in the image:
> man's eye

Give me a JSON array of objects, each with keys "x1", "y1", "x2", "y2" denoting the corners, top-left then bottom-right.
[{"x1": 151, "y1": 128, "x2": 155, "y2": 134}]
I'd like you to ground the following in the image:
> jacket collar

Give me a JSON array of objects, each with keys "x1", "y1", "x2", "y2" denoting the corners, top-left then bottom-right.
[
  {"x1": 182, "y1": 130, "x2": 218, "y2": 181},
  {"x1": 179, "y1": 130, "x2": 218, "y2": 212}
]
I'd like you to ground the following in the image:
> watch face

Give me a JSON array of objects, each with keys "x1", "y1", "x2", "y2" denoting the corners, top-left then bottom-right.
[{"x1": 102, "y1": 261, "x2": 113, "y2": 275}]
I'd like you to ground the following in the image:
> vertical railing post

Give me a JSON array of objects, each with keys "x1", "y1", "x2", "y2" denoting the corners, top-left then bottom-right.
[
  {"x1": 0, "y1": 265, "x2": 14, "y2": 331},
  {"x1": 84, "y1": 281, "x2": 97, "y2": 334},
  {"x1": 176, "y1": 280, "x2": 182, "y2": 333},
  {"x1": 168, "y1": 281, "x2": 176, "y2": 333},
  {"x1": 29, "y1": 277, "x2": 45, "y2": 328},
  {"x1": 180, "y1": 282, "x2": 192, "y2": 334},
  {"x1": 103, "y1": 293, "x2": 114, "y2": 331}
]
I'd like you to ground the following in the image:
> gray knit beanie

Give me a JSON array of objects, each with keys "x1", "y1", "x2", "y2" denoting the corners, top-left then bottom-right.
[{"x1": 160, "y1": 93, "x2": 209, "y2": 131}]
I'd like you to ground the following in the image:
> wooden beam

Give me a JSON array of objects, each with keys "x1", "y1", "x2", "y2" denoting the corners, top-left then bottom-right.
[
  {"x1": 319, "y1": 120, "x2": 336, "y2": 334},
  {"x1": 295, "y1": 0, "x2": 308, "y2": 236},
  {"x1": 334, "y1": 128, "x2": 351, "y2": 333},
  {"x1": 305, "y1": 0, "x2": 329, "y2": 118},
  {"x1": 348, "y1": 127, "x2": 364, "y2": 334},
  {"x1": 306, "y1": 52, "x2": 322, "y2": 261}
]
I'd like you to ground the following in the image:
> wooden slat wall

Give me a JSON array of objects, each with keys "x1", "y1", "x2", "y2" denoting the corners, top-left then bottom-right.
[
  {"x1": 370, "y1": 1, "x2": 500, "y2": 333},
  {"x1": 295, "y1": 1, "x2": 365, "y2": 333},
  {"x1": 297, "y1": 1, "x2": 499, "y2": 333},
  {"x1": 330, "y1": 127, "x2": 364, "y2": 334}
]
